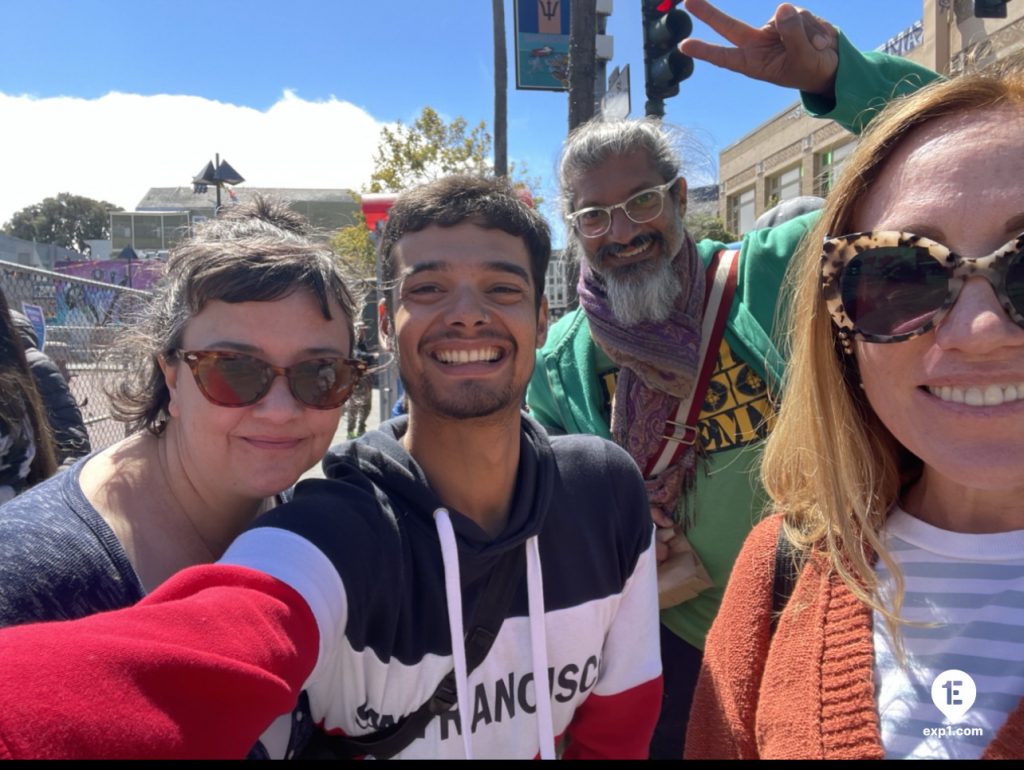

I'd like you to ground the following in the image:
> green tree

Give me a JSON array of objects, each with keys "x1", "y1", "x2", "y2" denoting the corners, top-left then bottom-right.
[
  {"x1": 2, "y1": 192, "x2": 124, "y2": 253},
  {"x1": 685, "y1": 213, "x2": 737, "y2": 244},
  {"x1": 368, "y1": 107, "x2": 493, "y2": 193},
  {"x1": 337, "y1": 107, "x2": 544, "y2": 281},
  {"x1": 330, "y1": 203, "x2": 377, "y2": 279},
  {"x1": 367, "y1": 106, "x2": 541, "y2": 199}
]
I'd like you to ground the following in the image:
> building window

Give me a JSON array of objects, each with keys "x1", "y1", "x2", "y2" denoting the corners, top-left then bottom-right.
[
  {"x1": 544, "y1": 252, "x2": 569, "y2": 310},
  {"x1": 727, "y1": 188, "x2": 756, "y2": 236},
  {"x1": 765, "y1": 165, "x2": 801, "y2": 209},
  {"x1": 814, "y1": 141, "x2": 855, "y2": 197}
]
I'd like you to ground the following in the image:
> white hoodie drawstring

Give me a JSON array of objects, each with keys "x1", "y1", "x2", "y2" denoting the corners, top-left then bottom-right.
[
  {"x1": 434, "y1": 508, "x2": 474, "y2": 759},
  {"x1": 526, "y1": 534, "x2": 556, "y2": 759},
  {"x1": 433, "y1": 509, "x2": 557, "y2": 760}
]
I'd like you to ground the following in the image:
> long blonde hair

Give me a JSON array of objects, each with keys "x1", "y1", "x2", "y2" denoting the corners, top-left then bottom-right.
[{"x1": 762, "y1": 51, "x2": 1024, "y2": 627}]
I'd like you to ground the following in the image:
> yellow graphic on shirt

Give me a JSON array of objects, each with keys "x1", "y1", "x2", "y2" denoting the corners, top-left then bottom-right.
[
  {"x1": 696, "y1": 339, "x2": 774, "y2": 454},
  {"x1": 599, "y1": 338, "x2": 774, "y2": 456}
]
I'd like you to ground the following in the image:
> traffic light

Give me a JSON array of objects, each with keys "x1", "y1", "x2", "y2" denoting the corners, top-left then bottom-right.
[{"x1": 642, "y1": 0, "x2": 694, "y2": 116}]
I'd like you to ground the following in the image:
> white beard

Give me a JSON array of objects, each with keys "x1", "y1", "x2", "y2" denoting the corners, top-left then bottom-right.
[{"x1": 605, "y1": 255, "x2": 682, "y2": 326}]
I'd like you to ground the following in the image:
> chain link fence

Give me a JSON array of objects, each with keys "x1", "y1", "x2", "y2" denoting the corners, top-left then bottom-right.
[{"x1": 1, "y1": 260, "x2": 153, "y2": 452}]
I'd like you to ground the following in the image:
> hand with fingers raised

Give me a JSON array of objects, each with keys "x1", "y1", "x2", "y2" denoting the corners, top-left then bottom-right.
[{"x1": 681, "y1": 0, "x2": 839, "y2": 98}]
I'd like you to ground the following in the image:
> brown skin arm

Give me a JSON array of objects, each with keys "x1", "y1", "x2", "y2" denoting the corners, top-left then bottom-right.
[{"x1": 680, "y1": 0, "x2": 839, "y2": 99}]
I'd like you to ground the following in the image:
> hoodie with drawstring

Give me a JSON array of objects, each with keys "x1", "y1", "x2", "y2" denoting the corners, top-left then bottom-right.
[{"x1": 0, "y1": 413, "x2": 661, "y2": 760}]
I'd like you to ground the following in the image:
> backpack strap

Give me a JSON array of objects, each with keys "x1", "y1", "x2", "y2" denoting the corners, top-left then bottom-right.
[
  {"x1": 770, "y1": 522, "x2": 806, "y2": 633},
  {"x1": 301, "y1": 544, "x2": 526, "y2": 759},
  {"x1": 643, "y1": 248, "x2": 740, "y2": 479}
]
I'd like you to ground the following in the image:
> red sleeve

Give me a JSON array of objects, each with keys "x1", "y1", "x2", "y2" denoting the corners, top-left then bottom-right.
[
  {"x1": 0, "y1": 565, "x2": 318, "y2": 759},
  {"x1": 561, "y1": 676, "x2": 663, "y2": 759}
]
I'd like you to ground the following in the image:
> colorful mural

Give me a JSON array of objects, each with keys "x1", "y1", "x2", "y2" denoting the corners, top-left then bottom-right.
[{"x1": 51, "y1": 258, "x2": 163, "y2": 325}]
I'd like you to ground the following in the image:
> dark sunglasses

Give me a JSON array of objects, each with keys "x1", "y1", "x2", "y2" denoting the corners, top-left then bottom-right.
[
  {"x1": 172, "y1": 350, "x2": 367, "y2": 410},
  {"x1": 821, "y1": 230, "x2": 1024, "y2": 343}
]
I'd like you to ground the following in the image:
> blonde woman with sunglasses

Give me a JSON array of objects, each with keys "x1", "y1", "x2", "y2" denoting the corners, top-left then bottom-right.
[
  {"x1": 0, "y1": 196, "x2": 361, "y2": 630},
  {"x1": 686, "y1": 52, "x2": 1024, "y2": 760}
]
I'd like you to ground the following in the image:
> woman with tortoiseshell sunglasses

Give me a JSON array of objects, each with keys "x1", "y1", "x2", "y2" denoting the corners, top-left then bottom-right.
[{"x1": 688, "y1": 51, "x2": 1024, "y2": 761}]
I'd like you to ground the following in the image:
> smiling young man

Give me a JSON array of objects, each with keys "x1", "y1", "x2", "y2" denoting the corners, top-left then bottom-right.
[
  {"x1": 297, "y1": 176, "x2": 663, "y2": 756},
  {"x1": 0, "y1": 175, "x2": 661, "y2": 760}
]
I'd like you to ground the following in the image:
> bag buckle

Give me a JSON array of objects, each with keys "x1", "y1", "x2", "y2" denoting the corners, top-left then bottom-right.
[
  {"x1": 662, "y1": 419, "x2": 698, "y2": 446},
  {"x1": 428, "y1": 675, "x2": 458, "y2": 714}
]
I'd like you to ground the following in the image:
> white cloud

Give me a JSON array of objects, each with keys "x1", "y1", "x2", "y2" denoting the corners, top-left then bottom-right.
[{"x1": 0, "y1": 89, "x2": 387, "y2": 226}]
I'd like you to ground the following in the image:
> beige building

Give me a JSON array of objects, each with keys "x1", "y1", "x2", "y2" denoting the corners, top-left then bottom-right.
[{"x1": 719, "y1": 0, "x2": 1024, "y2": 235}]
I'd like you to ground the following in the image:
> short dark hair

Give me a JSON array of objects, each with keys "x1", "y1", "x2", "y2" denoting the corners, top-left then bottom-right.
[
  {"x1": 108, "y1": 194, "x2": 359, "y2": 435},
  {"x1": 377, "y1": 175, "x2": 551, "y2": 309}
]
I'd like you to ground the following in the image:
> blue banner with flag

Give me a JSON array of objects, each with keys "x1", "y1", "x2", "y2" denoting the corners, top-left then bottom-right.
[{"x1": 514, "y1": 0, "x2": 570, "y2": 91}]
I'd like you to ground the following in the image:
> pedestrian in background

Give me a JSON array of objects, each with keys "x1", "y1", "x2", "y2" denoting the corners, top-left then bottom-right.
[
  {"x1": 0, "y1": 287, "x2": 58, "y2": 502},
  {"x1": 7, "y1": 308, "x2": 92, "y2": 467},
  {"x1": 345, "y1": 323, "x2": 374, "y2": 438}
]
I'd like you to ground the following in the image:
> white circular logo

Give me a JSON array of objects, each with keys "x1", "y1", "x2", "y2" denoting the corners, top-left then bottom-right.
[{"x1": 931, "y1": 669, "x2": 977, "y2": 723}]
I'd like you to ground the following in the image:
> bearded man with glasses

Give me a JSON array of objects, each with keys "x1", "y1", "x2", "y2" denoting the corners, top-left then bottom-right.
[{"x1": 526, "y1": 0, "x2": 942, "y2": 758}]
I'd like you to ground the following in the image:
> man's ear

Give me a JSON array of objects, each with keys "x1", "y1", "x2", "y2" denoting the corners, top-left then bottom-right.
[
  {"x1": 378, "y1": 299, "x2": 393, "y2": 352},
  {"x1": 535, "y1": 295, "x2": 549, "y2": 349},
  {"x1": 676, "y1": 175, "x2": 689, "y2": 220}
]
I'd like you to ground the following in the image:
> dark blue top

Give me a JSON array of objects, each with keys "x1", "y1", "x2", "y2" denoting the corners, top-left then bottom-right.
[{"x1": 0, "y1": 455, "x2": 144, "y2": 627}]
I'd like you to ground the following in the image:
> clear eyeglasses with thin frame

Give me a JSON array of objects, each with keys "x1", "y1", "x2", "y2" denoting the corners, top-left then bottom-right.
[{"x1": 568, "y1": 176, "x2": 680, "y2": 239}]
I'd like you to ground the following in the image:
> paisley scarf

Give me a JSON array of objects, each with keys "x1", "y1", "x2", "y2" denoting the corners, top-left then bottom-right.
[{"x1": 577, "y1": 233, "x2": 705, "y2": 526}]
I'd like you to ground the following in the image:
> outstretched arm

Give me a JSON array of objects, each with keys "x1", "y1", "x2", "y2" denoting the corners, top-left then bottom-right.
[
  {"x1": 681, "y1": 0, "x2": 838, "y2": 98},
  {"x1": 680, "y1": 0, "x2": 941, "y2": 133},
  {"x1": 0, "y1": 566, "x2": 319, "y2": 759}
]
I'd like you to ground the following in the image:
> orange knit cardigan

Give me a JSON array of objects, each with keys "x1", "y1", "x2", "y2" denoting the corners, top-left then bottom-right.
[{"x1": 684, "y1": 514, "x2": 1024, "y2": 759}]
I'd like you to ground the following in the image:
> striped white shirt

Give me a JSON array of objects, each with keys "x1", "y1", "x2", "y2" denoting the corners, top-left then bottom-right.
[{"x1": 874, "y1": 508, "x2": 1024, "y2": 759}]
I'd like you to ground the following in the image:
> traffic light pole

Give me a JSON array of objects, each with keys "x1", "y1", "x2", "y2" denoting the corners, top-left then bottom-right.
[
  {"x1": 568, "y1": 0, "x2": 597, "y2": 131},
  {"x1": 492, "y1": 0, "x2": 507, "y2": 177},
  {"x1": 646, "y1": 96, "x2": 666, "y2": 119}
]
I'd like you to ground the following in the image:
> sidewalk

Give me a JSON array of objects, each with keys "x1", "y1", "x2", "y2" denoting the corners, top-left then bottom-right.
[{"x1": 300, "y1": 386, "x2": 383, "y2": 481}]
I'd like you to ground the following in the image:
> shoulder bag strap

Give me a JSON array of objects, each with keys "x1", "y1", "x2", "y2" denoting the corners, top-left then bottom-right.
[
  {"x1": 643, "y1": 248, "x2": 740, "y2": 479},
  {"x1": 771, "y1": 522, "x2": 806, "y2": 634},
  {"x1": 303, "y1": 545, "x2": 526, "y2": 759}
]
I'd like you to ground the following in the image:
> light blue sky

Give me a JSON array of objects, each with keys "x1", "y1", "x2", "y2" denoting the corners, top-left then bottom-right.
[{"x1": 0, "y1": 1, "x2": 923, "y2": 237}]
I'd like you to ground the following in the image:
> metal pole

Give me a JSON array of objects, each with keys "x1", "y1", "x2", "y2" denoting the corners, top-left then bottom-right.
[
  {"x1": 493, "y1": 0, "x2": 508, "y2": 177},
  {"x1": 568, "y1": 0, "x2": 597, "y2": 131},
  {"x1": 215, "y1": 153, "x2": 222, "y2": 215},
  {"x1": 372, "y1": 226, "x2": 396, "y2": 422},
  {"x1": 594, "y1": 12, "x2": 607, "y2": 114}
]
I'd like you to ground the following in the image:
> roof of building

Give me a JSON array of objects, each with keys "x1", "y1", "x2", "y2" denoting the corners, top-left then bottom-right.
[
  {"x1": 136, "y1": 186, "x2": 358, "y2": 211},
  {"x1": 0, "y1": 233, "x2": 84, "y2": 268}
]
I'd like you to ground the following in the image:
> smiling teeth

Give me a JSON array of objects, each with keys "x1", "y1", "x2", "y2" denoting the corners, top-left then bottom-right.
[
  {"x1": 435, "y1": 348, "x2": 501, "y2": 364},
  {"x1": 615, "y1": 236, "x2": 653, "y2": 259},
  {"x1": 927, "y1": 384, "x2": 1024, "y2": 406},
  {"x1": 617, "y1": 243, "x2": 647, "y2": 258}
]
